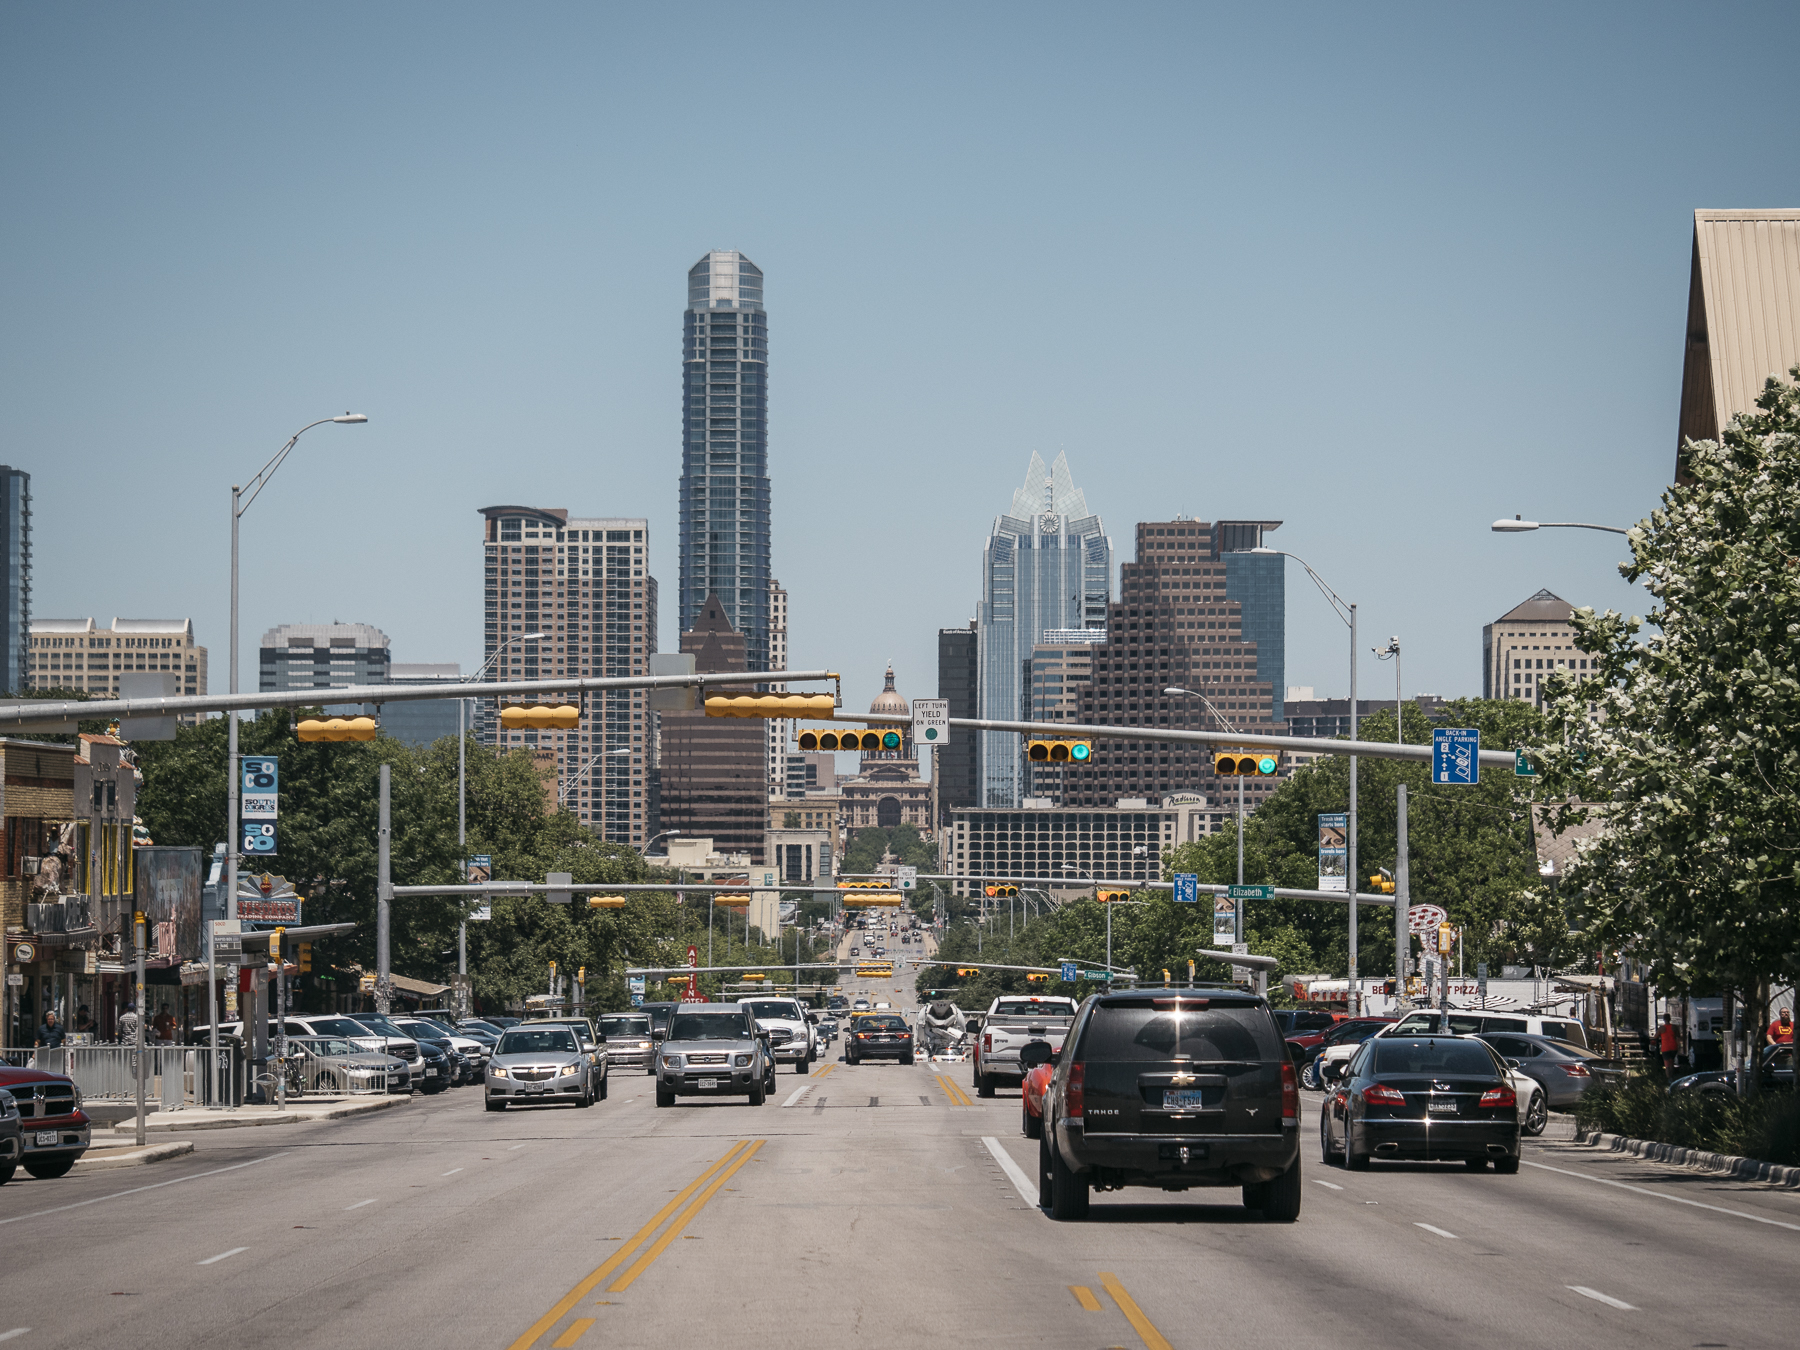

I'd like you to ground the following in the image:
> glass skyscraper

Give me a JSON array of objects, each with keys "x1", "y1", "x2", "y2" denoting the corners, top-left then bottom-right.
[
  {"x1": 0, "y1": 466, "x2": 29, "y2": 694},
  {"x1": 679, "y1": 251, "x2": 771, "y2": 672},
  {"x1": 975, "y1": 452, "x2": 1112, "y2": 806}
]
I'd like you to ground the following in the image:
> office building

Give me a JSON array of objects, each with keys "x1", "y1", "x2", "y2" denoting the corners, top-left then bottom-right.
[
  {"x1": 766, "y1": 577, "x2": 789, "y2": 790},
  {"x1": 0, "y1": 468, "x2": 28, "y2": 694},
  {"x1": 948, "y1": 800, "x2": 1210, "y2": 897},
  {"x1": 260, "y1": 623, "x2": 389, "y2": 691},
  {"x1": 1065, "y1": 518, "x2": 1285, "y2": 811},
  {"x1": 976, "y1": 452, "x2": 1112, "y2": 806},
  {"x1": 777, "y1": 751, "x2": 835, "y2": 799},
  {"x1": 1483, "y1": 590, "x2": 1588, "y2": 707},
  {"x1": 381, "y1": 664, "x2": 464, "y2": 747},
  {"x1": 479, "y1": 506, "x2": 659, "y2": 845},
  {"x1": 30, "y1": 618, "x2": 207, "y2": 712},
  {"x1": 936, "y1": 623, "x2": 980, "y2": 812},
  {"x1": 679, "y1": 251, "x2": 772, "y2": 672},
  {"x1": 1022, "y1": 638, "x2": 1101, "y2": 802},
  {"x1": 658, "y1": 593, "x2": 765, "y2": 861},
  {"x1": 1282, "y1": 691, "x2": 1450, "y2": 739},
  {"x1": 1676, "y1": 209, "x2": 1800, "y2": 481}
]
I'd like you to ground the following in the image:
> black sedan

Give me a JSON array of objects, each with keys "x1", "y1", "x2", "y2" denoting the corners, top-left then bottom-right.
[
  {"x1": 1320, "y1": 1035, "x2": 1521, "y2": 1172},
  {"x1": 1670, "y1": 1044, "x2": 1793, "y2": 1095},
  {"x1": 1477, "y1": 1032, "x2": 1624, "y2": 1108}
]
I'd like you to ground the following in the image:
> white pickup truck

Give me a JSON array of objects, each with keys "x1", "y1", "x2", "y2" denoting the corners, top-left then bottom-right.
[{"x1": 971, "y1": 995, "x2": 1079, "y2": 1098}]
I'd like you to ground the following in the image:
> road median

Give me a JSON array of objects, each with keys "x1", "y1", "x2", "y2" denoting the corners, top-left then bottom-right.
[
  {"x1": 74, "y1": 1139, "x2": 196, "y2": 1171},
  {"x1": 1575, "y1": 1127, "x2": 1800, "y2": 1189},
  {"x1": 107, "y1": 1094, "x2": 410, "y2": 1135}
]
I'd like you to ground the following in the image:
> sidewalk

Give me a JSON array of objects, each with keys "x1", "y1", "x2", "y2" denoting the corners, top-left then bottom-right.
[
  {"x1": 75, "y1": 1140, "x2": 196, "y2": 1171},
  {"x1": 108, "y1": 1094, "x2": 409, "y2": 1135}
]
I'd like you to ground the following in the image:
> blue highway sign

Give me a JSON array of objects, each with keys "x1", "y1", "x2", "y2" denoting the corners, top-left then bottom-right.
[{"x1": 1432, "y1": 728, "x2": 1480, "y2": 785}]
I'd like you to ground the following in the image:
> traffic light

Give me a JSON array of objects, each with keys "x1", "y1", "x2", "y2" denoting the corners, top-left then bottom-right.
[
  {"x1": 797, "y1": 727, "x2": 902, "y2": 751},
  {"x1": 957, "y1": 968, "x2": 980, "y2": 977},
  {"x1": 270, "y1": 926, "x2": 284, "y2": 962},
  {"x1": 499, "y1": 704, "x2": 580, "y2": 730},
  {"x1": 577, "y1": 966, "x2": 586, "y2": 983},
  {"x1": 1026, "y1": 738, "x2": 1092, "y2": 763},
  {"x1": 1096, "y1": 889, "x2": 1132, "y2": 903},
  {"x1": 742, "y1": 972, "x2": 767, "y2": 982},
  {"x1": 715, "y1": 893, "x2": 751, "y2": 908},
  {"x1": 1214, "y1": 751, "x2": 1280, "y2": 776},
  {"x1": 1368, "y1": 868, "x2": 1396, "y2": 894},
  {"x1": 298, "y1": 942, "x2": 312, "y2": 973},
  {"x1": 705, "y1": 693, "x2": 837, "y2": 719},
  {"x1": 984, "y1": 884, "x2": 1018, "y2": 897},
  {"x1": 587, "y1": 895, "x2": 627, "y2": 909},
  {"x1": 298, "y1": 716, "x2": 378, "y2": 742},
  {"x1": 1025, "y1": 972, "x2": 1048, "y2": 983}
]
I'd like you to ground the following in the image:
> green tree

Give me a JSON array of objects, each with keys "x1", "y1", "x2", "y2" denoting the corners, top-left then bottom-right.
[{"x1": 1539, "y1": 367, "x2": 1800, "y2": 1003}]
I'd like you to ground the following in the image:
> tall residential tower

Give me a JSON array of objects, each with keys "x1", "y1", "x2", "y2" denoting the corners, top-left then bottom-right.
[
  {"x1": 0, "y1": 467, "x2": 29, "y2": 694},
  {"x1": 679, "y1": 251, "x2": 772, "y2": 673}
]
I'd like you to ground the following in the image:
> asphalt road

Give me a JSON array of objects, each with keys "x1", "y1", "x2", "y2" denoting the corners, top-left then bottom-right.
[{"x1": 5, "y1": 961, "x2": 1798, "y2": 1349}]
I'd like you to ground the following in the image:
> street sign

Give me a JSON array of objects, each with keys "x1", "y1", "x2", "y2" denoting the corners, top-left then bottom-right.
[
  {"x1": 898, "y1": 866, "x2": 917, "y2": 891},
  {"x1": 11, "y1": 942, "x2": 35, "y2": 964},
  {"x1": 1406, "y1": 904, "x2": 1447, "y2": 934},
  {"x1": 912, "y1": 698, "x2": 949, "y2": 746},
  {"x1": 5, "y1": 972, "x2": 22, "y2": 986},
  {"x1": 1476, "y1": 961, "x2": 1489, "y2": 998},
  {"x1": 1432, "y1": 728, "x2": 1480, "y2": 785},
  {"x1": 1079, "y1": 970, "x2": 1113, "y2": 981},
  {"x1": 1228, "y1": 885, "x2": 1273, "y2": 901},
  {"x1": 1513, "y1": 749, "x2": 1537, "y2": 778},
  {"x1": 1172, "y1": 873, "x2": 1198, "y2": 905},
  {"x1": 1060, "y1": 961, "x2": 1078, "y2": 982}
]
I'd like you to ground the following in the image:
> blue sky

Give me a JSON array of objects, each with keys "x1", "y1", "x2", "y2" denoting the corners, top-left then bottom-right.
[{"x1": 5, "y1": 3, "x2": 1795, "y2": 719}]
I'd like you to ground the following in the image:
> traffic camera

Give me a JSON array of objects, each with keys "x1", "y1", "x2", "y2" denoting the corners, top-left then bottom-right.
[
  {"x1": 298, "y1": 715, "x2": 378, "y2": 742},
  {"x1": 1214, "y1": 751, "x2": 1279, "y2": 776},
  {"x1": 705, "y1": 693, "x2": 837, "y2": 719},
  {"x1": 1026, "y1": 738, "x2": 1092, "y2": 762}
]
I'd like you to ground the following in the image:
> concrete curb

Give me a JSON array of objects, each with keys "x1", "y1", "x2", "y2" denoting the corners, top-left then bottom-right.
[
  {"x1": 74, "y1": 1140, "x2": 196, "y2": 1171},
  {"x1": 1574, "y1": 1127, "x2": 1800, "y2": 1188},
  {"x1": 109, "y1": 1094, "x2": 410, "y2": 1134}
]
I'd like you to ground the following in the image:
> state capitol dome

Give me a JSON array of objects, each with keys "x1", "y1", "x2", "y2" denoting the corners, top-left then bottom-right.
[{"x1": 868, "y1": 664, "x2": 909, "y2": 716}]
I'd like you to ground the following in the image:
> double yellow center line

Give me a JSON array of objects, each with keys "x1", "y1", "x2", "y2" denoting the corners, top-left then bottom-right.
[
  {"x1": 507, "y1": 1139, "x2": 765, "y2": 1350},
  {"x1": 935, "y1": 1072, "x2": 973, "y2": 1107}
]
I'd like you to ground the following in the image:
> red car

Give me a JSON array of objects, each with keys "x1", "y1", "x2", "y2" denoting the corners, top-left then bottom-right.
[
  {"x1": 0, "y1": 1066, "x2": 92, "y2": 1182},
  {"x1": 1018, "y1": 1041, "x2": 1056, "y2": 1139},
  {"x1": 1286, "y1": 1016, "x2": 1396, "y2": 1056}
]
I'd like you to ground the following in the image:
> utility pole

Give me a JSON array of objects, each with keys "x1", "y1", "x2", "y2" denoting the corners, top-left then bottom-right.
[
  {"x1": 1395, "y1": 783, "x2": 1410, "y2": 1009},
  {"x1": 133, "y1": 910, "x2": 147, "y2": 1147},
  {"x1": 376, "y1": 763, "x2": 391, "y2": 1015},
  {"x1": 1347, "y1": 603, "x2": 1359, "y2": 1016}
]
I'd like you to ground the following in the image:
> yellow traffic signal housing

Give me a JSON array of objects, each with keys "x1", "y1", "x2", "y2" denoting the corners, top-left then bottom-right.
[
  {"x1": 270, "y1": 926, "x2": 284, "y2": 961},
  {"x1": 956, "y1": 968, "x2": 980, "y2": 977},
  {"x1": 499, "y1": 704, "x2": 580, "y2": 731},
  {"x1": 298, "y1": 716, "x2": 378, "y2": 742},
  {"x1": 797, "y1": 727, "x2": 902, "y2": 752},
  {"x1": 705, "y1": 693, "x2": 837, "y2": 719},
  {"x1": 1026, "y1": 738, "x2": 1092, "y2": 763},
  {"x1": 577, "y1": 966, "x2": 586, "y2": 983},
  {"x1": 715, "y1": 893, "x2": 751, "y2": 908},
  {"x1": 587, "y1": 895, "x2": 628, "y2": 909},
  {"x1": 1025, "y1": 973, "x2": 1048, "y2": 983},
  {"x1": 297, "y1": 942, "x2": 312, "y2": 973},
  {"x1": 1096, "y1": 889, "x2": 1132, "y2": 903},
  {"x1": 984, "y1": 883, "x2": 1019, "y2": 897},
  {"x1": 741, "y1": 972, "x2": 767, "y2": 981},
  {"x1": 1368, "y1": 869, "x2": 1396, "y2": 895},
  {"x1": 1213, "y1": 750, "x2": 1280, "y2": 776}
]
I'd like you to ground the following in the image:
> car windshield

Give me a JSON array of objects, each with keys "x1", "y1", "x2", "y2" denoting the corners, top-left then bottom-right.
[
  {"x1": 354, "y1": 1016, "x2": 411, "y2": 1038},
  {"x1": 396, "y1": 1023, "x2": 446, "y2": 1040},
  {"x1": 669, "y1": 1012, "x2": 751, "y2": 1041},
  {"x1": 992, "y1": 999, "x2": 1075, "y2": 1017},
  {"x1": 1372, "y1": 1040, "x2": 1500, "y2": 1076},
  {"x1": 860, "y1": 1016, "x2": 908, "y2": 1032},
  {"x1": 1082, "y1": 1002, "x2": 1283, "y2": 1062},
  {"x1": 601, "y1": 1017, "x2": 651, "y2": 1037},
  {"x1": 496, "y1": 1029, "x2": 577, "y2": 1056},
  {"x1": 304, "y1": 1016, "x2": 371, "y2": 1038},
  {"x1": 309, "y1": 1038, "x2": 361, "y2": 1056},
  {"x1": 462, "y1": 1021, "x2": 505, "y2": 1034},
  {"x1": 745, "y1": 1001, "x2": 801, "y2": 1020}
]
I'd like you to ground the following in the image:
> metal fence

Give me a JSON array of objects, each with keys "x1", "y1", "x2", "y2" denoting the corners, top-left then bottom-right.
[{"x1": 24, "y1": 1044, "x2": 190, "y2": 1108}]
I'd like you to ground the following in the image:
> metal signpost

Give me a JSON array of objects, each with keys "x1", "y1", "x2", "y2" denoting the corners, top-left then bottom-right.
[{"x1": 1432, "y1": 728, "x2": 1481, "y2": 785}]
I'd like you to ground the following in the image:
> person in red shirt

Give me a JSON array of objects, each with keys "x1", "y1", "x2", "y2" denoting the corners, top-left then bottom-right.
[
  {"x1": 1767, "y1": 1008, "x2": 1793, "y2": 1046},
  {"x1": 1657, "y1": 1014, "x2": 1679, "y2": 1073}
]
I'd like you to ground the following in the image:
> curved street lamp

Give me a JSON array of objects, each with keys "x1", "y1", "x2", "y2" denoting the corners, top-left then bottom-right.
[{"x1": 1490, "y1": 516, "x2": 1628, "y2": 536}]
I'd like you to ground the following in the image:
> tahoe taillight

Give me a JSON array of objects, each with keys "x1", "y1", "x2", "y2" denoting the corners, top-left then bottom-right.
[
  {"x1": 1281, "y1": 1061, "x2": 1298, "y2": 1119},
  {"x1": 1065, "y1": 1063, "x2": 1085, "y2": 1121}
]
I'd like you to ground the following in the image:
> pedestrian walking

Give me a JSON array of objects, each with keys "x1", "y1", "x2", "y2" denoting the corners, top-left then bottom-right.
[
  {"x1": 1657, "y1": 1013, "x2": 1679, "y2": 1073},
  {"x1": 153, "y1": 1002, "x2": 176, "y2": 1043},
  {"x1": 117, "y1": 1002, "x2": 142, "y2": 1044},
  {"x1": 1767, "y1": 1007, "x2": 1793, "y2": 1046},
  {"x1": 35, "y1": 1009, "x2": 64, "y2": 1048}
]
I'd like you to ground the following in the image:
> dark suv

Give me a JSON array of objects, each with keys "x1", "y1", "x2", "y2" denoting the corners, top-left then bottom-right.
[{"x1": 1038, "y1": 989, "x2": 1301, "y2": 1221}]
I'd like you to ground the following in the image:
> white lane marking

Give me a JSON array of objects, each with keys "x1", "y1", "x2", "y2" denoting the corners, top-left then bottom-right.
[
  {"x1": 981, "y1": 1136, "x2": 1043, "y2": 1210},
  {"x1": 344, "y1": 1199, "x2": 378, "y2": 1210},
  {"x1": 1312, "y1": 1179, "x2": 1344, "y2": 1190},
  {"x1": 197, "y1": 1247, "x2": 248, "y2": 1266},
  {"x1": 780, "y1": 1083, "x2": 815, "y2": 1108},
  {"x1": 441, "y1": 1168, "x2": 464, "y2": 1176},
  {"x1": 1567, "y1": 1286, "x2": 1636, "y2": 1310},
  {"x1": 0, "y1": 1331, "x2": 30, "y2": 1343},
  {"x1": 1415, "y1": 1223, "x2": 1459, "y2": 1240},
  {"x1": 508, "y1": 1144, "x2": 528, "y2": 1150},
  {"x1": 1523, "y1": 1159, "x2": 1800, "y2": 1233},
  {"x1": 0, "y1": 1152, "x2": 288, "y2": 1228}
]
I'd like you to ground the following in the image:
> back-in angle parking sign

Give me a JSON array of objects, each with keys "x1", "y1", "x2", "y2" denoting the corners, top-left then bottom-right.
[{"x1": 1432, "y1": 728, "x2": 1480, "y2": 785}]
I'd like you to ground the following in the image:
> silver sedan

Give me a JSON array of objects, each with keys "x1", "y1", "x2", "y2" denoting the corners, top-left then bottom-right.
[{"x1": 484, "y1": 1026, "x2": 596, "y2": 1110}]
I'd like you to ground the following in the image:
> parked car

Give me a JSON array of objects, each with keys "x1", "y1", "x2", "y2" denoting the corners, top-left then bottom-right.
[
  {"x1": 479, "y1": 1016, "x2": 522, "y2": 1029},
  {"x1": 1669, "y1": 1044, "x2": 1794, "y2": 1096},
  {"x1": 1388, "y1": 1009, "x2": 1590, "y2": 1050},
  {"x1": 337, "y1": 1013, "x2": 428, "y2": 1069},
  {"x1": 1020, "y1": 1039, "x2": 1055, "y2": 1139},
  {"x1": 1271, "y1": 1010, "x2": 1342, "y2": 1037},
  {"x1": 0, "y1": 1065, "x2": 90, "y2": 1179},
  {"x1": 1038, "y1": 989, "x2": 1302, "y2": 1221},
  {"x1": 1294, "y1": 1018, "x2": 1399, "y2": 1088},
  {"x1": 289, "y1": 1037, "x2": 409, "y2": 1094},
  {"x1": 392, "y1": 1019, "x2": 482, "y2": 1087},
  {"x1": 654, "y1": 1004, "x2": 775, "y2": 1107},
  {"x1": 485, "y1": 1025, "x2": 598, "y2": 1110},
  {"x1": 0, "y1": 1088, "x2": 22, "y2": 1183},
  {"x1": 210, "y1": 1020, "x2": 416, "y2": 1093},
  {"x1": 597, "y1": 1013, "x2": 657, "y2": 1071},
  {"x1": 846, "y1": 1013, "x2": 914, "y2": 1065},
  {"x1": 1477, "y1": 1032, "x2": 1625, "y2": 1109},
  {"x1": 1319, "y1": 1034, "x2": 1521, "y2": 1171}
]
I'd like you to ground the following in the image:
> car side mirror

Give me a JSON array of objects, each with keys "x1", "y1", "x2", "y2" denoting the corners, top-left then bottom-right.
[
  {"x1": 1505, "y1": 1058, "x2": 1522, "y2": 1068},
  {"x1": 651, "y1": 1028, "x2": 666, "y2": 1041},
  {"x1": 806, "y1": 1014, "x2": 819, "y2": 1024},
  {"x1": 1321, "y1": 1061, "x2": 1346, "y2": 1083}
]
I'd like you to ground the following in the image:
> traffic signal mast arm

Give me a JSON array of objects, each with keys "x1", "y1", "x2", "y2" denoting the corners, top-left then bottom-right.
[{"x1": 840, "y1": 871, "x2": 1400, "y2": 908}]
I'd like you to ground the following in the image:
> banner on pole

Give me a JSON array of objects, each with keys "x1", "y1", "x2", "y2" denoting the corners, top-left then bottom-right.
[{"x1": 1317, "y1": 813, "x2": 1347, "y2": 892}]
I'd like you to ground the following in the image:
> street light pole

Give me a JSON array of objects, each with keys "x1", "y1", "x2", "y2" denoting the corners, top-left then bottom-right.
[
  {"x1": 1490, "y1": 516, "x2": 1629, "y2": 536},
  {"x1": 1162, "y1": 685, "x2": 1245, "y2": 885},
  {"x1": 1374, "y1": 637, "x2": 1401, "y2": 748}
]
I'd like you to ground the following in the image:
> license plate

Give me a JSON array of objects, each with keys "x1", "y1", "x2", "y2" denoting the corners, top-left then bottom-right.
[
  {"x1": 527, "y1": 1082, "x2": 548, "y2": 1092},
  {"x1": 36, "y1": 1131, "x2": 57, "y2": 1146},
  {"x1": 696, "y1": 1078, "x2": 719, "y2": 1089},
  {"x1": 1428, "y1": 1101, "x2": 1458, "y2": 1114},
  {"x1": 1162, "y1": 1089, "x2": 1206, "y2": 1110},
  {"x1": 425, "y1": 1068, "x2": 437, "y2": 1077}
]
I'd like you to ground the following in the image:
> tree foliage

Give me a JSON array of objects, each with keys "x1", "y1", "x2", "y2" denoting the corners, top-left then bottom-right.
[{"x1": 1539, "y1": 367, "x2": 1800, "y2": 994}]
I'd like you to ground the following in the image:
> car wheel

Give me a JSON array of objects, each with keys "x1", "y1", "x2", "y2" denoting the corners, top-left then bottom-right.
[
  {"x1": 795, "y1": 1058, "x2": 809, "y2": 1075},
  {"x1": 598, "y1": 1074, "x2": 609, "y2": 1101},
  {"x1": 1493, "y1": 1153, "x2": 1520, "y2": 1175},
  {"x1": 1523, "y1": 1091, "x2": 1547, "y2": 1137},
  {"x1": 655, "y1": 1084, "x2": 675, "y2": 1108},
  {"x1": 748, "y1": 1078, "x2": 766, "y2": 1106},
  {"x1": 485, "y1": 1100, "x2": 506, "y2": 1112},
  {"x1": 1301, "y1": 1059, "x2": 1321, "y2": 1091},
  {"x1": 1319, "y1": 1110, "x2": 1335, "y2": 1165},
  {"x1": 23, "y1": 1158, "x2": 74, "y2": 1180},
  {"x1": 1037, "y1": 1132, "x2": 1053, "y2": 1209},
  {"x1": 0, "y1": 1161, "x2": 15, "y2": 1185},
  {"x1": 977, "y1": 1073, "x2": 995, "y2": 1099},
  {"x1": 1260, "y1": 1159, "x2": 1303, "y2": 1222},
  {"x1": 1023, "y1": 1104, "x2": 1042, "y2": 1139},
  {"x1": 1242, "y1": 1180, "x2": 1270, "y2": 1209},
  {"x1": 1346, "y1": 1127, "x2": 1371, "y2": 1171},
  {"x1": 901, "y1": 1053, "x2": 914, "y2": 1066},
  {"x1": 1048, "y1": 1130, "x2": 1090, "y2": 1221},
  {"x1": 847, "y1": 1052, "x2": 859, "y2": 1066}
]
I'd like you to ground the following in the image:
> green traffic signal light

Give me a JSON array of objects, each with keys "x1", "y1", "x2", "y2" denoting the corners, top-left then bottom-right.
[
  {"x1": 881, "y1": 730, "x2": 901, "y2": 749},
  {"x1": 1070, "y1": 742, "x2": 1091, "y2": 761}
]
